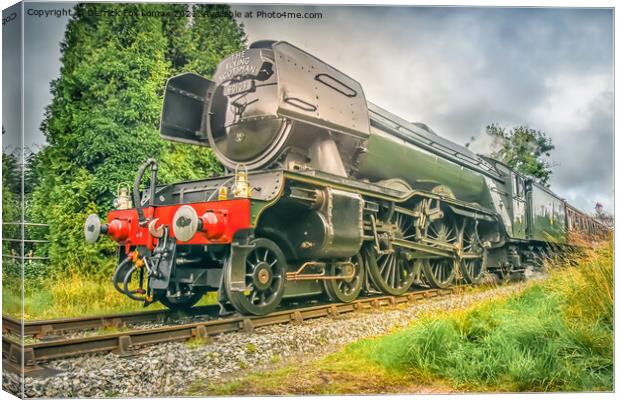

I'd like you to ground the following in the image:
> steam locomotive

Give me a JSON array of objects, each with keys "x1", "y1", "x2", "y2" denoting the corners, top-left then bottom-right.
[{"x1": 84, "y1": 41, "x2": 607, "y2": 315}]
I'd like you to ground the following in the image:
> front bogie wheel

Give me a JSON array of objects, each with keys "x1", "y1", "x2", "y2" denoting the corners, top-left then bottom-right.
[
  {"x1": 159, "y1": 289, "x2": 205, "y2": 310},
  {"x1": 224, "y1": 238, "x2": 286, "y2": 316}
]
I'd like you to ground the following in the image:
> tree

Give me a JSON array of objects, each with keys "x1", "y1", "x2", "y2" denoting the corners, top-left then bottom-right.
[
  {"x1": 27, "y1": 3, "x2": 246, "y2": 277},
  {"x1": 486, "y1": 124, "x2": 555, "y2": 186},
  {"x1": 157, "y1": 4, "x2": 246, "y2": 184},
  {"x1": 2, "y1": 125, "x2": 22, "y2": 250},
  {"x1": 594, "y1": 203, "x2": 614, "y2": 228},
  {"x1": 28, "y1": 3, "x2": 171, "y2": 276},
  {"x1": 160, "y1": 4, "x2": 246, "y2": 76},
  {"x1": 2, "y1": 151, "x2": 21, "y2": 255}
]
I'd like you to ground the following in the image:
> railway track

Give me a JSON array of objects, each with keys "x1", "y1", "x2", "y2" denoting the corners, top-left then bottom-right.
[
  {"x1": 2, "y1": 288, "x2": 456, "y2": 376},
  {"x1": 2, "y1": 304, "x2": 221, "y2": 339}
]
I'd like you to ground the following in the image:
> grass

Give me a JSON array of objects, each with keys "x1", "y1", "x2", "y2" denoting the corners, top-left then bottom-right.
[
  {"x1": 384, "y1": 241, "x2": 614, "y2": 392},
  {"x1": 196, "y1": 240, "x2": 613, "y2": 394},
  {"x1": 2, "y1": 272, "x2": 218, "y2": 320},
  {"x1": 186, "y1": 336, "x2": 211, "y2": 349},
  {"x1": 371, "y1": 286, "x2": 612, "y2": 391},
  {"x1": 2, "y1": 273, "x2": 153, "y2": 320}
]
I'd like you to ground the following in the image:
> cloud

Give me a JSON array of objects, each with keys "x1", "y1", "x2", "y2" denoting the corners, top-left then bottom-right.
[
  {"x1": 238, "y1": 6, "x2": 613, "y2": 212},
  {"x1": 2, "y1": 3, "x2": 24, "y2": 153},
  {"x1": 4, "y1": 4, "x2": 613, "y2": 214}
]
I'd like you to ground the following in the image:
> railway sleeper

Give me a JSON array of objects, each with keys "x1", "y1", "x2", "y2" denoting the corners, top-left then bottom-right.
[{"x1": 2, "y1": 287, "x2": 475, "y2": 377}]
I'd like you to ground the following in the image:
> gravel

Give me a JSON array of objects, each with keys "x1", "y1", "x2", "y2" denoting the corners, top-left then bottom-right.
[{"x1": 2, "y1": 279, "x2": 537, "y2": 398}]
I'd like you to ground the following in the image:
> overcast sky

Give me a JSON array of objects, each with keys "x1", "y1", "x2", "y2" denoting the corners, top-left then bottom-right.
[{"x1": 1, "y1": 3, "x2": 614, "y2": 213}]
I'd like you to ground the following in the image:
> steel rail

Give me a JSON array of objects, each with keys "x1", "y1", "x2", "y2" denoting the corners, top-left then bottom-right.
[
  {"x1": 2, "y1": 288, "x2": 455, "y2": 375},
  {"x1": 2, "y1": 304, "x2": 221, "y2": 338}
]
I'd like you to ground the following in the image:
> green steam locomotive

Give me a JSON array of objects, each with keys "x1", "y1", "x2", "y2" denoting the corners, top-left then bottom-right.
[{"x1": 84, "y1": 41, "x2": 607, "y2": 315}]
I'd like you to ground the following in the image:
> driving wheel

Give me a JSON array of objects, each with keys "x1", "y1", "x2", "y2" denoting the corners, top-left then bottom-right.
[
  {"x1": 460, "y1": 222, "x2": 488, "y2": 284},
  {"x1": 422, "y1": 218, "x2": 458, "y2": 289}
]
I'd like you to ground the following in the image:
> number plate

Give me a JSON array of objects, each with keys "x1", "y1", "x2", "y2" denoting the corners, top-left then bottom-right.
[{"x1": 223, "y1": 80, "x2": 254, "y2": 97}]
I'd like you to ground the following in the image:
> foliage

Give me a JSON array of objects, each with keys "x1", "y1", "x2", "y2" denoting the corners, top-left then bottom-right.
[
  {"x1": 186, "y1": 4, "x2": 247, "y2": 76},
  {"x1": 157, "y1": 4, "x2": 245, "y2": 183},
  {"x1": 2, "y1": 151, "x2": 20, "y2": 255},
  {"x1": 157, "y1": 139, "x2": 223, "y2": 184},
  {"x1": 370, "y1": 241, "x2": 613, "y2": 392},
  {"x1": 545, "y1": 240, "x2": 613, "y2": 328},
  {"x1": 2, "y1": 151, "x2": 20, "y2": 196},
  {"x1": 486, "y1": 124, "x2": 555, "y2": 186},
  {"x1": 594, "y1": 203, "x2": 613, "y2": 228},
  {"x1": 2, "y1": 151, "x2": 25, "y2": 317},
  {"x1": 25, "y1": 3, "x2": 245, "y2": 278},
  {"x1": 28, "y1": 3, "x2": 168, "y2": 277},
  {"x1": 3, "y1": 260, "x2": 49, "y2": 288}
]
